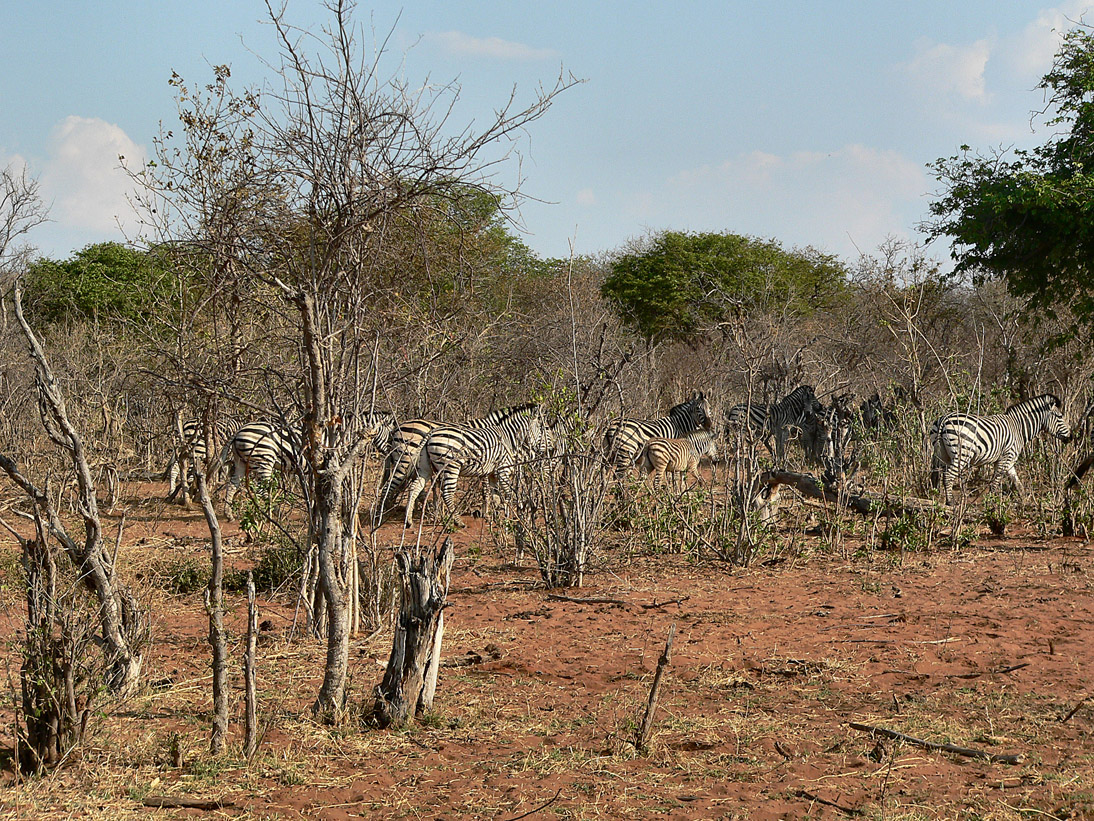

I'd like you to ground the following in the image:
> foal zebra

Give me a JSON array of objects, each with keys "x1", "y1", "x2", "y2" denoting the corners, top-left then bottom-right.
[
  {"x1": 636, "y1": 429, "x2": 718, "y2": 489},
  {"x1": 403, "y1": 405, "x2": 550, "y2": 525},
  {"x1": 220, "y1": 422, "x2": 303, "y2": 517},
  {"x1": 725, "y1": 385, "x2": 822, "y2": 465},
  {"x1": 603, "y1": 391, "x2": 711, "y2": 471},
  {"x1": 929, "y1": 393, "x2": 1072, "y2": 502},
  {"x1": 167, "y1": 417, "x2": 246, "y2": 505}
]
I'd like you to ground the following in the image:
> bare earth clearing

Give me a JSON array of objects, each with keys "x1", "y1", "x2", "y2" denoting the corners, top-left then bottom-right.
[{"x1": 2, "y1": 481, "x2": 1093, "y2": 820}]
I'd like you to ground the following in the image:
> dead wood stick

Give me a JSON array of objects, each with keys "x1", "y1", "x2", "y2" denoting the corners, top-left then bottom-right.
[
  {"x1": 141, "y1": 796, "x2": 235, "y2": 810},
  {"x1": 849, "y1": 722, "x2": 1023, "y2": 765},
  {"x1": 1061, "y1": 696, "x2": 1088, "y2": 723},
  {"x1": 546, "y1": 593, "x2": 628, "y2": 606},
  {"x1": 794, "y1": 789, "x2": 863, "y2": 817},
  {"x1": 499, "y1": 788, "x2": 562, "y2": 821},
  {"x1": 640, "y1": 595, "x2": 691, "y2": 610},
  {"x1": 636, "y1": 623, "x2": 676, "y2": 754}
]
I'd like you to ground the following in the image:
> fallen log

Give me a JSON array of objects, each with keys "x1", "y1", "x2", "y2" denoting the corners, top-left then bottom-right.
[
  {"x1": 849, "y1": 721, "x2": 1023, "y2": 765},
  {"x1": 758, "y1": 471, "x2": 950, "y2": 519}
]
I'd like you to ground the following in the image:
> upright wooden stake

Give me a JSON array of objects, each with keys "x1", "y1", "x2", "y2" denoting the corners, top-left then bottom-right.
[
  {"x1": 636, "y1": 623, "x2": 676, "y2": 754},
  {"x1": 244, "y1": 571, "x2": 258, "y2": 759}
]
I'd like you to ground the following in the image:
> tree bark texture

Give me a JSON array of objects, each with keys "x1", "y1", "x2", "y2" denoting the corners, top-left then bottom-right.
[
  {"x1": 373, "y1": 537, "x2": 455, "y2": 729},
  {"x1": 195, "y1": 469, "x2": 228, "y2": 754}
]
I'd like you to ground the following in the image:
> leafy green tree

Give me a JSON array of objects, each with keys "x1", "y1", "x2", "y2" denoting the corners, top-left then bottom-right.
[
  {"x1": 927, "y1": 26, "x2": 1094, "y2": 330},
  {"x1": 24, "y1": 242, "x2": 175, "y2": 324},
  {"x1": 601, "y1": 230, "x2": 847, "y2": 343}
]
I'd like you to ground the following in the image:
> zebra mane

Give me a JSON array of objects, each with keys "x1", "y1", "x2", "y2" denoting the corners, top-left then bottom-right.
[
  {"x1": 1006, "y1": 394, "x2": 1062, "y2": 414},
  {"x1": 484, "y1": 402, "x2": 540, "y2": 422}
]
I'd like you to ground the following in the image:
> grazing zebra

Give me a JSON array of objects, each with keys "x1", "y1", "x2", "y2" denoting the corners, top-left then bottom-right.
[
  {"x1": 603, "y1": 392, "x2": 711, "y2": 471},
  {"x1": 798, "y1": 396, "x2": 855, "y2": 484},
  {"x1": 347, "y1": 410, "x2": 397, "y2": 454},
  {"x1": 636, "y1": 429, "x2": 718, "y2": 489},
  {"x1": 725, "y1": 385, "x2": 822, "y2": 465},
  {"x1": 929, "y1": 394, "x2": 1072, "y2": 501},
  {"x1": 403, "y1": 406, "x2": 550, "y2": 525},
  {"x1": 859, "y1": 392, "x2": 897, "y2": 431},
  {"x1": 374, "y1": 404, "x2": 550, "y2": 520},
  {"x1": 220, "y1": 422, "x2": 303, "y2": 517},
  {"x1": 167, "y1": 417, "x2": 246, "y2": 504}
]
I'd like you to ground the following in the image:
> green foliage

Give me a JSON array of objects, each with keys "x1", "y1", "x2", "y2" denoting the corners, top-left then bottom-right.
[
  {"x1": 927, "y1": 27, "x2": 1094, "y2": 334},
  {"x1": 163, "y1": 558, "x2": 208, "y2": 595},
  {"x1": 23, "y1": 242, "x2": 177, "y2": 325},
  {"x1": 601, "y1": 230, "x2": 847, "y2": 343}
]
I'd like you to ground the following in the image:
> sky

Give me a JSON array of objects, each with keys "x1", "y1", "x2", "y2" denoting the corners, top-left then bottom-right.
[{"x1": 1, "y1": 0, "x2": 1092, "y2": 268}]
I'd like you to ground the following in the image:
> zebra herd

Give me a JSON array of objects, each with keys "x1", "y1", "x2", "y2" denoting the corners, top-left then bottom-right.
[{"x1": 165, "y1": 387, "x2": 1076, "y2": 524}]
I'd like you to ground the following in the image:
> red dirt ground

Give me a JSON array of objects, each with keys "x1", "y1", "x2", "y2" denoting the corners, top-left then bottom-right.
[{"x1": 2, "y1": 481, "x2": 1094, "y2": 819}]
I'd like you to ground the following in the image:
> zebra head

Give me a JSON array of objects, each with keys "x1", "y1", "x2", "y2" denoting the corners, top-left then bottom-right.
[
  {"x1": 1046, "y1": 395, "x2": 1073, "y2": 442},
  {"x1": 674, "y1": 391, "x2": 712, "y2": 431}
]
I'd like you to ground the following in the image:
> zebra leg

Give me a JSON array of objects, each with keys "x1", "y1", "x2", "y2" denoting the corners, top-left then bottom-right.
[
  {"x1": 403, "y1": 476, "x2": 427, "y2": 525},
  {"x1": 224, "y1": 458, "x2": 245, "y2": 520},
  {"x1": 438, "y1": 465, "x2": 464, "y2": 525}
]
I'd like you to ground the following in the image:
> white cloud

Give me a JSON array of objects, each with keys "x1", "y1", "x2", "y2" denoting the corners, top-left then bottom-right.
[
  {"x1": 903, "y1": 37, "x2": 992, "y2": 104},
  {"x1": 428, "y1": 31, "x2": 557, "y2": 61},
  {"x1": 661, "y1": 144, "x2": 929, "y2": 260},
  {"x1": 576, "y1": 187, "x2": 596, "y2": 206},
  {"x1": 40, "y1": 116, "x2": 144, "y2": 234}
]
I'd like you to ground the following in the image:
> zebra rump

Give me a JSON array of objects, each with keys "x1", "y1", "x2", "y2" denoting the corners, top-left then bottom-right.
[
  {"x1": 220, "y1": 422, "x2": 303, "y2": 516},
  {"x1": 167, "y1": 417, "x2": 246, "y2": 503}
]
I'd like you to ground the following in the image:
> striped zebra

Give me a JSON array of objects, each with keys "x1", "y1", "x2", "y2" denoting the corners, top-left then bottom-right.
[
  {"x1": 929, "y1": 393, "x2": 1072, "y2": 501},
  {"x1": 403, "y1": 405, "x2": 551, "y2": 525},
  {"x1": 375, "y1": 404, "x2": 547, "y2": 520},
  {"x1": 636, "y1": 429, "x2": 718, "y2": 489},
  {"x1": 725, "y1": 385, "x2": 822, "y2": 465},
  {"x1": 167, "y1": 417, "x2": 246, "y2": 505},
  {"x1": 220, "y1": 422, "x2": 303, "y2": 518},
  {"x1": 603, "y1": 391, "x2": 711, "y2": 471}
]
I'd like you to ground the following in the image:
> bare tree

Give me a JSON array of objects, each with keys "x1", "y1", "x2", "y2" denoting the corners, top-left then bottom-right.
[{"x1": 133, "y1": 1, "x2": 578, "y2": 720}]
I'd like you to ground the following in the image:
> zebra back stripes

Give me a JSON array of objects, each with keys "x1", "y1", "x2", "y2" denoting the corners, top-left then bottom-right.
[
  {"x1": 221, "y1": 422, "x2": 303, "y2": 515},
  {"x1": 603, "y1": 391, "x2": 711, "y2": 470},
  {"x1": 637, "y1": 429, "x2": 718, "y2": 488},
  {"x1": 726, "y1": 385, "x2": 821, "y2": 464},
  {"x1": 167, "y1": 417, "x2": 246, "y2": 503},
  {"x1": 403, "y1": 405, "x2": 550, "y2": 524},
  {"x1": 929, "y1": 393, "x2": 1072, "y2": 500},
  {"x1": 376, "y1": 404, "x2": 544, "y2": 518}
]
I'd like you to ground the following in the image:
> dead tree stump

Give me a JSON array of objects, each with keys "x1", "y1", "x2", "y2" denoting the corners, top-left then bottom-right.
[{"x1": 373, "y1": 538, "x2": 455, "y2": 729}]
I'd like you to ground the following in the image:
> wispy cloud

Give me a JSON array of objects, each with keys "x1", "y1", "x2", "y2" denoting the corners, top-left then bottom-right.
[
  {"x1": 40, "y1": 116, "x2": 144, "y2": 234},
  {"x1": 660, "y1": 144, "x2": 929, "y2": 260},
  {"x1": 428, "y1": 31, "x2": 557, "y2": 61},
  {"x1": 1008, "y1": 1, "x2": 1094, "y2": 79},
  {"x1": 902, "y1": 37, "x2": 993, "y2": 105}
]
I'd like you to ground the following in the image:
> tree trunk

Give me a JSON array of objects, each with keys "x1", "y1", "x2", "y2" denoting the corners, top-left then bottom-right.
[
  {"x1": 313, "y1": 469, "x2": 350, "y2": 720},
  {"x1": 195, "y1": 468, "x2": 228, "y2": 754},
  {"x1": 373, "y1": 538, "x2": 455, "y2": 729}
]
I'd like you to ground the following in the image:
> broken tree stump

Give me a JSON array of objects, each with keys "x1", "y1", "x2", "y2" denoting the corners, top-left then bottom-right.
[{"x1": 373, "y1": 537, "x2": 455, "y2": 729}]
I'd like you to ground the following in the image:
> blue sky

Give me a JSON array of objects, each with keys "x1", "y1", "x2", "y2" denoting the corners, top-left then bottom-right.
[{"x1": 1, "y1": 1, "x2": 1091, "y2": 267}]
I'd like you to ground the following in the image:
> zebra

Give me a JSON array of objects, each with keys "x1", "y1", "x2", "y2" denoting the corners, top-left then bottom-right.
[
  {"x1": 725, "y1": 385, "x2": 822, "y2": 465},
  {"x1": 374, "y1": 404, "x2": 549, "y2": 520},
  {"x1": 403, "y1": 405, "x2": 551, "y2": 525},
  {"x1": 166, "y1": 416, "x2": 246, "y2": 505},
  {"x1": 603, "y1": 391, "x2": 711, "y2": 471},
  {"x1": 220, "y1": 422, "x2": 304, "y2": 518},
  {"x1": 929, "y1": 393, "x2": 1072, "y2": 502},
  {"x1": 798, "y1": 395, "x2": 855, "y2": 484},
  {"x1": 636, "y1": 429, "x2": 718, "y2": 490}
]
